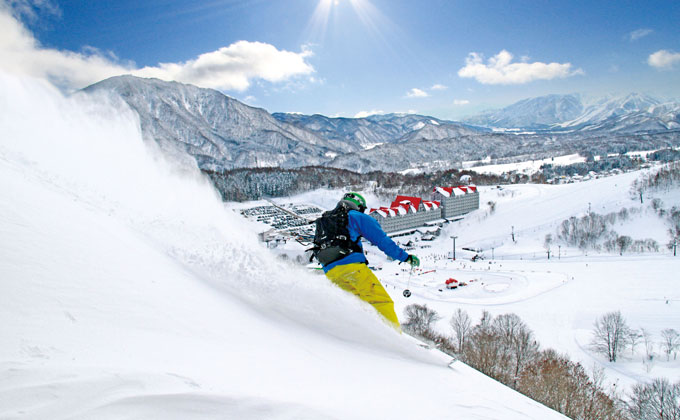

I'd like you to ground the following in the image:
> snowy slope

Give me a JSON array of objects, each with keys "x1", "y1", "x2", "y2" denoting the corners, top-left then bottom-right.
[
  {"x1": 0, "y1": 74, "x2": 569, "y2": 419},
  {"x1": 435, "y1": 176, "x2": 680, "y2": 388},
  {"x1": 559, "y1": 93, "x2": 661, "y2": 130}
]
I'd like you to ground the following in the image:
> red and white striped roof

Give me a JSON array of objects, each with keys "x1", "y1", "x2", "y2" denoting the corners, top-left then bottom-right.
[
  {"x1": 422, "y1": 200, "x2": 440, "y2": 210},
  {"x1": 369, "y1": 206, "x2": 407, "y2": 218},
  {"x1": 433, "y1": 185, "x2": 477, "y2": 197},
  {"x1": 391, "y1": 195, "x2": 421, "y2": 212},
  {"x1": 369, "y1": 199, "x2": 441, "y2": 218}
]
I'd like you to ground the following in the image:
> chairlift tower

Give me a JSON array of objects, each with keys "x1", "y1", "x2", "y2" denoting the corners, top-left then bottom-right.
[{"x1": 450, "y1": 235, "x2": 457, "y2": 261}]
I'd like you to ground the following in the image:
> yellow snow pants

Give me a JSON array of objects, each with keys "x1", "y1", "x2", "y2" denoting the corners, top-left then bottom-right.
[{"x1": 325, "y1": 263, "x2": 400, "y2": 330}]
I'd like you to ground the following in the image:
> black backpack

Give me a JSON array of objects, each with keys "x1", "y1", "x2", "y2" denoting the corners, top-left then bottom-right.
[{"x1": 310, "y1": 204, "x2": 364, "y2": 266}]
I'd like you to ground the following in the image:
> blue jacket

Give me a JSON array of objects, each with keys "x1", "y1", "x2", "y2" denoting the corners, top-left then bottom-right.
[{"x1": 322, "y1": 210, "x2": 409, "y2": 273}]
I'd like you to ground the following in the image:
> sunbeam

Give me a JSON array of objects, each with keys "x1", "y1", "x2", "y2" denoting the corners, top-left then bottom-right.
[
  {"x1": 305, "y1": 0, "x2": 333, "y2": 43},
  {"x1": 305, "y1": 0, "x2": 398, "y2": 51},
  {"x1": 303, "y1": 0, "x2": 428, "y2": 80}
]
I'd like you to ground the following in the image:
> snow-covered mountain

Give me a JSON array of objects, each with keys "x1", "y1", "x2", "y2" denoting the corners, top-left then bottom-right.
[
  {"x1": 84, "y1": 76, "x2": 480, "y2": 172},
  {"x1": 273, "y1": 112, "x2": 480, "y2": 150},
  {"x1": 464, "y1": 92, "x2": 680, "y2": 133},
  {"x1": 82, "y1": 77, "x2": 680, "y2": 175},
  {"x1": 559, "y1": 94, "x2": 680, "y2": 132},
  {"x1": 83, "y1": 76, "x2": 354, "y2": 171},
  {"x1": 464, "y1": 94, "x2": 584, "y2": 129}
]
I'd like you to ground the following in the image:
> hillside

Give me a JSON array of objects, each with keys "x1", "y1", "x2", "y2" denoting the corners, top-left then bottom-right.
[
  {"x1": 0, "y1": 74, "x2": 571, "y2": 418},
  {"x1": 83, "y1": 76, "x2": 680, "y2": 174},
  {"x1": 83, "y1": 75, "x2": 351, "y2": 170}
]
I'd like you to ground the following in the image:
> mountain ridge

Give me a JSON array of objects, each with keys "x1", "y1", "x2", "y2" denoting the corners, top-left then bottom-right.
[
  {"x1": 463, "y1": 92, "x2": 680, "y2": 132},
  {"x1": 82, "y1": 76, "x2": 680, "y2": 174},
  {"x1": 84, "y1": 76, "x2": 352, "y2": 170}
]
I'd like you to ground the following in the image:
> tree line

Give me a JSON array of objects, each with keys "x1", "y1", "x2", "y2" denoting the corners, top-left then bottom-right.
[
  {"x1": 556, "y1": 209, "x2": 660, "y2": 254},
  {"x1": 541, "y1": 154, "x2": 641, "y2": 179},
  {"x1": 202, "y1": 148, "x2": 680, "y2": 203},
  {"x1": 203, "y1": 166, "x2": 512, "y2": 202},
  {"x1": 402, "y1": 304, "x2": 680, "y2": 420},
  {"x1": 591, "y1": 310, "x2": 679, "y2": 364}
]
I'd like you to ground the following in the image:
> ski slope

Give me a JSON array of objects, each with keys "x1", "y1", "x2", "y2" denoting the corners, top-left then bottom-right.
[{"x1": 0, "y1": 73, "x2": 571, "y2": 418}]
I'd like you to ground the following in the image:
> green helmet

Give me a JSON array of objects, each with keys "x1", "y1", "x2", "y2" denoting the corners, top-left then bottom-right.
[{"x1": 340, "y1": 192, "x2": 367, "y2": 213}]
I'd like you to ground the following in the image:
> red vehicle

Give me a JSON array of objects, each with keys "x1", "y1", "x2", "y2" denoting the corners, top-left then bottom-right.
[{"x1": 445, "y1": 278, "x2": 459, "y2": 289}]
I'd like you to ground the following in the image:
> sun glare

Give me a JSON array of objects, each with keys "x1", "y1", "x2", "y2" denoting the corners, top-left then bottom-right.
[{"x1": 305, "y1": 0, "x2": 390, "y2": 46}]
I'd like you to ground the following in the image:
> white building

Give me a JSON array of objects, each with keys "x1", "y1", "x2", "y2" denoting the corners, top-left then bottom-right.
[
  {"x1": 432, "y1": 186, "x2": 480, "y2": 219},
  {"x1": 369, "y1": 186, "x2": 480, "y2": 233}
]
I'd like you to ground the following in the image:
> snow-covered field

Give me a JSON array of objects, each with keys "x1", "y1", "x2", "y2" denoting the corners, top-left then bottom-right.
[
  {"x1": 0, "y1": 74, "x2": 576, "y2": 418},
  {"x1": 462, "y1": 153, "x2": 586, "y2": 175}
]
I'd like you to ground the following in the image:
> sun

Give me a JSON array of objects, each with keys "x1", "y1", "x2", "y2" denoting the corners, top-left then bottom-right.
[{"x1": 306, "y1": 0, "x2": 384, "y2": 43}]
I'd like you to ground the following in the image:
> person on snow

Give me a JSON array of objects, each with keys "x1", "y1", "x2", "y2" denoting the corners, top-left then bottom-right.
[{"x1": 311, "y1": 192, "x2": 420, "y2": 330}]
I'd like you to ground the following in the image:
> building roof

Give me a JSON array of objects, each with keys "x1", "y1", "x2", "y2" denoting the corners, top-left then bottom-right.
[
  {"x1": 422, "y1": 200, "x2": 441, "y2": 210},
  {"x1": 433, "y1": 185, "x2": 477, "y2": 197},
  {"x1": 369, "y1": 198, "x2": 441, "y2": 218},
  {"x1": 391, "y1": 195, "x2": 421, "y2": 211},
  {"x1": 370, "y1": 203, "x2": 413, "y2": 218}
]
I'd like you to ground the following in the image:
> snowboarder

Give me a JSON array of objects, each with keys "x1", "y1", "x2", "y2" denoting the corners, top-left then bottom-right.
[{"x1": 311, "y1": 192, "x2": 420, "y2": 330}]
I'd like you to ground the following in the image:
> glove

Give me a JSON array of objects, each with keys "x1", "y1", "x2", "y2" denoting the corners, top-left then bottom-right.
[{"x1": 405, "y1": 254, "x2": 420, "y2": 267}]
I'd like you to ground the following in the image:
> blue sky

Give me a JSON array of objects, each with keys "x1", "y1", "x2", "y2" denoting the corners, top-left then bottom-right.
[{"x1": 2, "y1": 0, "x2": 679, "y2": 119}]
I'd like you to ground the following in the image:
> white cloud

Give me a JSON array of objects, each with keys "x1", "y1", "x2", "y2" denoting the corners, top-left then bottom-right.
[
  {"x1": 430, "y1": 84, "x2": 447, "y2": 91},
  {"x1": 135, "y1": 41, "x2": 313, "y2": 91},
  {"x1": 453, "y1": 99, "x2": 470, "y2": 106},
  {"x1": 406, "y1": 88, "x2": 428, "y2": 98},
  {"x1": 457, "y1": 50, "x2": 584, "y2": 85},
  {"x1": 629, "y1": 28, "x2": 653, "y2": 41},
  {"x1": 0, "y1": 7, "x2": 315, "y2": 91},
  {"x1": 648, "y1": 50, "x2": 680, "y2": 70},
  {"x1": 0, "y1": 9, "x2": 133, "y2": 89},
  {"x1": 354, "y1": 109, "x2": 384, "y2": 118}
]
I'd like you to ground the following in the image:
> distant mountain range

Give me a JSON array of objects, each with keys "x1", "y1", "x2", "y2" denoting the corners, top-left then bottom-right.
[
  {"x1": 272, "y1": 112, "x2": 481, "y2": 152},
  {"x1": 83, "y1": 76, "x2": 680, "y2": 174},
  {"x1": 463, "y1": 93, "x2": 680, "y2": 133}
]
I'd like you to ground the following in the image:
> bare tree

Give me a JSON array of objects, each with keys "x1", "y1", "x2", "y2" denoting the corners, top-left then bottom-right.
[
  {"x1": 402, "y1": 304, "x2": 441, "y2": 336},
  {"x1": 464, "y1": 315, "x2": 506, "y2": 380},
  {"x1": 661, "y1": 329, "x2": 680, "y2": 361},
  {"x1": 493, "y1": 314, "x2": 539, "y2": 389},
  {"x1": 617, "y1": 235, "x2": 633, "y2": 255},
  {"x1": 628, "y1": 378, "x2": 680, "y2": 420},
  {"x1": 449, "y1": 308, "x2": 471, "y2": 353},
  {"x1": 478, "y1": 309, "x2": 493, "y2": 331},
  {"x1": 629, "y1": 328, "x2": 643, "y2": 355},
  {"x1": 642, "y1": 328, "x2": 655, "y2": 359},
  {"x1": 519, "y1": 349, "x2": 626, "y2": 420},
  {"x1": 591, "y1": 311, "x2": 631, "y2": 362}
]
